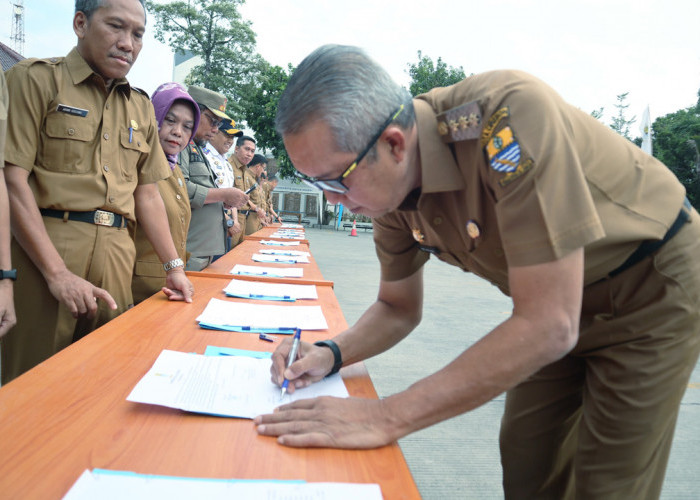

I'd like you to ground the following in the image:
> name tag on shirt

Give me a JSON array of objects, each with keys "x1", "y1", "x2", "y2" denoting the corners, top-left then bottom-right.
[{"x1": 56, "y1": 104, "x2": 89, "y2": 117}]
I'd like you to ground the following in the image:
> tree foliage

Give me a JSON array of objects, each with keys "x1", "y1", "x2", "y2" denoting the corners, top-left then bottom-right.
[
  {"x1": 406, "y1": 51, "x2": 466, "y2": 96},
  {"x1": 241, "y1": 62, "x2": 296, "y2": 178},
  {"x1": 652, "y1": 91, "x2": 700, "y2": 205},
  {"x1": 146, "y1": 0, "x2": 263, "y2": 118},
  {"x1": 610, "y1": 92, "x2": 636, "y2": 140}
]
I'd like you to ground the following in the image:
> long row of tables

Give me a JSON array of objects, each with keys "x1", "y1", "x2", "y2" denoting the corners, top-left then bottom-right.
[{"x1": 0, "y1": 224, "x2": 421, "y2": 499}]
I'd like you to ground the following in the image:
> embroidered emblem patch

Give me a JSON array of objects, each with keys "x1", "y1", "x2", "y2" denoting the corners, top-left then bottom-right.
[{"x1": 486, "y1": 127, "x2": 520, "y2": 173}]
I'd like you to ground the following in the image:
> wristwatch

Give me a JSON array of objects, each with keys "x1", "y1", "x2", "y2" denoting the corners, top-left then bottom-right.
[
  {"x1": 163, "y1": 258, "x2": 185, "y2": 272},
  {"x1": 0, "y1": 269, "x2": 17, "y2": 281},
  {"x1": 314, "y1": 340, "x2": 343, "y2": 376},
  {"x1": 226, "y1": 219, "x2": 234, "y2": 227}
]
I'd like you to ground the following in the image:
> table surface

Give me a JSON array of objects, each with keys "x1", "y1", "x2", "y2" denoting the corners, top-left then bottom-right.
[
  {"x1": 243, "y1": 224, "x2": 310, "y2": 246},
  {"x1": 0, "y1": 274, "x2": 420, "y2": 499}
]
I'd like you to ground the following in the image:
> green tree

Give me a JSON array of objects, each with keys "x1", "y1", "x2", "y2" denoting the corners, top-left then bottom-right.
[
  {"x1": 241, "y1": 62, "x2": 295, "y2": 178},
  {"x1": 652, "y1": 90, "x2": 700, "y2": 205},
  {"x1": 146, "y1": 0, "x2": 264, "y2": 118},
  {"x1": 406, "y1": 51, "x2": 466, "y2": 97},
  {"x1": 590, "y1": 107, "x2": 604, "y2": 121},
  {"x1": 610, "y1": 92, "x2": 636, "y2": 140}
]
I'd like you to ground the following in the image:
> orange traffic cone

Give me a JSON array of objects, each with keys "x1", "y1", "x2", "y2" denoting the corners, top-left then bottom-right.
[{"x1": 349, "y1": 220, "x2": 358, "y2": 237}]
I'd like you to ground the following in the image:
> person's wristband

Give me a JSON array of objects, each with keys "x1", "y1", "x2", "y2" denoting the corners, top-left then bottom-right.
[{"x1": 314, "y1": 340, "x2": 342, "y2": 376}]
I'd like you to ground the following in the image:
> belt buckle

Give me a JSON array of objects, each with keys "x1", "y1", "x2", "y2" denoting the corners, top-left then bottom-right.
[{"x1": 94, "y1": 210, "x2": 115, "y2": 226}]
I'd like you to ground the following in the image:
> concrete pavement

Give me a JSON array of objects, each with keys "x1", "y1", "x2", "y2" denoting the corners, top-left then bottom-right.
[{"x1": 306, "y1": 225, "x2": 700, "y2": 500}]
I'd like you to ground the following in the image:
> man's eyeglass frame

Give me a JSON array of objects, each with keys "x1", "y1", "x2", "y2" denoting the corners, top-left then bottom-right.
[{"x1": 295, "y1": 103, "x2": 406, "y2": 194}]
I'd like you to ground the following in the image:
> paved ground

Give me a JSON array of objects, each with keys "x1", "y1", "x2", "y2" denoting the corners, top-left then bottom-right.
[{"x1": 306, "y1": 226, "x2": 700, "y2": 500}]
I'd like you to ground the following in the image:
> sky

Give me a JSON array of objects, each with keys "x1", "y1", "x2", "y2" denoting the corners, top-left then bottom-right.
[{"x1": 1, "y1": 0, "x2": 698, "y2": 134}]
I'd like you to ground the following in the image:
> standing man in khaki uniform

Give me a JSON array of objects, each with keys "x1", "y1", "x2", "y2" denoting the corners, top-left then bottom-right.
[
  {"x1": 229, "y1": 135, "x2": 264, "y2": 240},
  {"x1": 256, "y1": 45, "x2": 700, "y2": 499},
  {"x1": 1, "y1": 0, "x2": 194, "y2": 384},
  {"x1": 0, "y1": 70, "x2": 16, "y2": 338},
  {"x1": 246, "y1": 154, "x2": 269, "y2": 232}
]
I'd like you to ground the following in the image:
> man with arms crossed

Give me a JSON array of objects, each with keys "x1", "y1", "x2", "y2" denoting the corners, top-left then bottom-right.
[
  {"x1": 256, "y1": 45, "x2": 700, "y2": 499},
  {"x1": 1, "y1": 0, "x2": 193, "y2": 383}
]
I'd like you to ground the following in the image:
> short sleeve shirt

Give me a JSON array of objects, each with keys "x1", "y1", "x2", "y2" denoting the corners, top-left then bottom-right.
[
  {"x1": 4, "y1": 48, "x2": 169, "y2": 221},
  {"x1": 373, "y1": 70, "x2": 685, "y2": 292}
]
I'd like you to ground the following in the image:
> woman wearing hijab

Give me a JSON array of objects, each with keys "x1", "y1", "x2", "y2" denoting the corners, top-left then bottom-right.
[{"x1": 132, "y1": 83, "x2": 200, "y2": 304}]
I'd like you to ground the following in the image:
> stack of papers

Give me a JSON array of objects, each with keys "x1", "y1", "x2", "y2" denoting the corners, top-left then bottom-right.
[
  {"x1": 64, "y1": 469, "x2": 383, "y2": 499},
  {"x1": 196, "y1": 298, "x2": 328, "y2": 333},
  {"x1": 223, "y1": 279, "x2": 318, "y2": 301},
  {"x1": 229, "y1": 264, "x2": 303, "y2": 278},
  {"x1": 260, "y1": 239, "x2": 301, "y2": 246},
  {"x1": 280, "y1": 223, "x2": 304, "y2": 228},
  {"x1": 252, "y1": 253, "x2": 310, "y2": 264},
  {"x1": 127, "y1": 349, "x2": 347, "y2": 418}
]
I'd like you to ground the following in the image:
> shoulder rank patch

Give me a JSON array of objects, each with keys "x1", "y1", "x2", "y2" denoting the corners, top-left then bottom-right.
[
  {"x1": 436, "y1": 101, "x2": 482, "y2": 143},
  {"x1": 131, "y1": 86, "x2": 149, "y2": 98}
]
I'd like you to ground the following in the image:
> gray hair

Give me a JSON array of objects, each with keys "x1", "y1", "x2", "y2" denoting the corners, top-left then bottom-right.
[
  {"x1": 76, "y1": 0, "x2": 146, "y2": 20},
  {"x1": 276, "y1": 44, "x2": 414, "y2": 155}
]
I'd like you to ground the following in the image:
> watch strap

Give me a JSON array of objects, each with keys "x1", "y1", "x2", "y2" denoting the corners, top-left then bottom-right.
[
  {"x1": 313, "y1": 340, "x2": 343, "y2": 377},
  {"x1": 0, "y1": 269, "x2": 17, "y2": 281},
  {"x1": 163, "y1": 258, "x2": 185, "y2": 272}
]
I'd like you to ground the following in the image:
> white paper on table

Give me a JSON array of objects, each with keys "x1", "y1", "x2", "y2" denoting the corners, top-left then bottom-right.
[
  {"x1": 127, "y1": 350, "x2": 347, "y2": 419},
  {"x1": 196, "y1": 298, "x2": 328, "y2": 330},
  {"x1": 281, "y1": 223, "x2": 303, "y2": 228},
  {"x1": 260, "y1": 239, "x2": 301, "y2": 246},
  {"x1": 252, "y1": 253, "x2": 310, "y2": 264},
  {"x1": 259, "y1": 249, "x2": 310, "y2": 257},
  {"x1": 63, "y1": 469, "x2": 383, "y2": 500},
  {"x1": 223, "y1": 279, "x2": 318, "y2": 300},
  {"x1": 269, "y1": 232, "x2": 305, "y2": 240},
  {"x1": 230, "y1": 264, "x2": 303, "y2": 278}
]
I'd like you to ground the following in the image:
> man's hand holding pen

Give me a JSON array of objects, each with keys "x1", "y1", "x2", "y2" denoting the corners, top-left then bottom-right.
[{"x1": 268, "y1": 336, "x2": 335, "y2": 394}]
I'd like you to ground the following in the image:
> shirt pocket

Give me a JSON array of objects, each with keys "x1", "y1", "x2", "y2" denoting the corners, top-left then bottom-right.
[
  {"x1": 120, "y1": 129, "x2": 150, "y2": 181},
  {"x1": 39, "y1": 113, "x2": 97, "y2": 173}
]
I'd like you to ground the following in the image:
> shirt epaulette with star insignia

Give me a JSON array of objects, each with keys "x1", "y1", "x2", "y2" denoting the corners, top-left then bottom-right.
[{"x1": 436, "y1": 101, "x2": 483, "y2": 143}]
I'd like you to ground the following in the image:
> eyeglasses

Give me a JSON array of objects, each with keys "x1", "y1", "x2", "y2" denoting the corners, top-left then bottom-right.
[
  {"x1": 295, "y1": 104, "x2": 405, "y2": 194},
  {"x1": 202, "y1": 111, "x2": 223, "y2": 129}
]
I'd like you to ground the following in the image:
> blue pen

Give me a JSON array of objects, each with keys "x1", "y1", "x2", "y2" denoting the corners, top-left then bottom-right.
[
  {"x1": 128, "y1": 127, "x2": 133, "y2": 143},
  {"x1": 280, "y1": 328, "x2": 301, "y2": 398}
]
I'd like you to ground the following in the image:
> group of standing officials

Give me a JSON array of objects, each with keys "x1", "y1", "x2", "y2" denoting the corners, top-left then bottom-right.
[{"x1": 0, "y1": 0, "x2": 279, "y2": 384}]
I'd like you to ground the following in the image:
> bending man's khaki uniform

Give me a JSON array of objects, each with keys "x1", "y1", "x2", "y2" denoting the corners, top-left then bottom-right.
[
  {"x1": 1, "y1": 49, "x2": 169, "y2": 383},
  {"x1": 374, "y1": 70, "x2": 700, "y2": 499}
]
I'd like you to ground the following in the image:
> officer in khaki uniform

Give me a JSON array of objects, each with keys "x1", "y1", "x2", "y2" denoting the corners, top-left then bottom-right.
[
  {"x1": 0, "y1": 69, "x2": 16, "y2": 339},
  {"x1": 1, "y1": 0, "x2": 193, "y2": 384},
  {"x1": 255, "y1": 45, "x2": 700, "y2": 500},
  {"x1": 228, "y1": 136, "x2": 265, "y2": 239},
  {"x1": 245, "y1": 154, "x2": 268, "y2": 234}
]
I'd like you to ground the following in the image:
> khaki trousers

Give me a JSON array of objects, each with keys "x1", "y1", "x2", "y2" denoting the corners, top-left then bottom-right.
[
  {"x1": 500, "y1": 208, "x2": 700, "y2": 499},
  {"x1": 245, "y1": 211, "x2": 262, "y2": 235},
  {"x1": 1, "y1": 217, "x2": 135, "y2": 384}
]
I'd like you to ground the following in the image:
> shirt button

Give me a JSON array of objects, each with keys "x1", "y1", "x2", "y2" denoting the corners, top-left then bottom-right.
[
  {"x1": 433, "y1": 217, "x2": 442, "y2": 225},
  {"x1": 103, "y1": 165, "x2": 109, "y2": 172},
  {"x1": 105, "y1": 103, "x2": 110, "y2": 110},
  {"x1": 109, "y1": 196, "x2": 115, "y2": 203},
  {"x1": 176, "y1": 194, "x2": 181, "y2": 200},
  {"x1": 137, "y1": 141, "x2": 142, "y2": 147},
  {"x1": 67, "y1": 128, "x2": 75, "y2": 136},
  {"x1": 103, "y1": 133, "x2": 109, "y2": 140}
]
